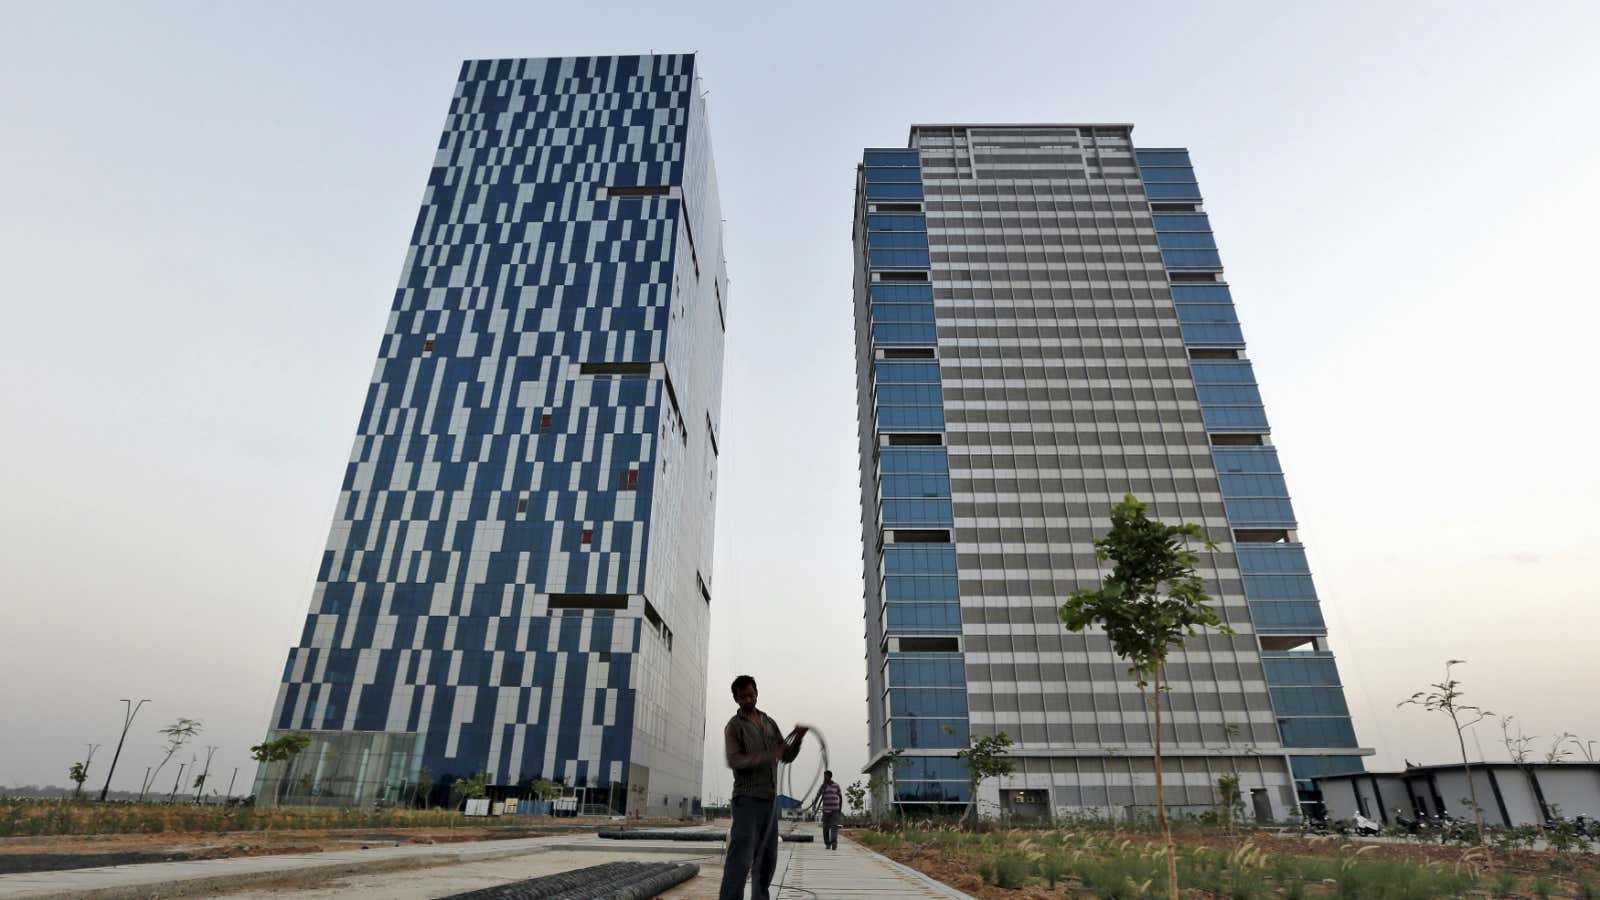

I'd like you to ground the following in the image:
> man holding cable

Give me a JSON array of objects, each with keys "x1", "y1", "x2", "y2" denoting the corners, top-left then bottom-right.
[{"x1": 719, "y1": 674, "x2": 807, "y2": 900}]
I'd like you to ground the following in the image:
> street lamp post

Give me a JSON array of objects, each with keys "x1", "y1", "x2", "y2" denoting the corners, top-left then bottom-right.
[{"x1": 97, "y1": 699, "x2": 149, "y2": 802}]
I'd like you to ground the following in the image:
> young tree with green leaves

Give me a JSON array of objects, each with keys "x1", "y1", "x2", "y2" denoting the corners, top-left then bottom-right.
[
  {"x1": 68, "y1": 761, "x2": 90, "y2": 799},
  {"x1": 1059, "y1": 494, "x2": 1232, "y2": 900},
  {"x1": 451, "y1": 771, "x2": 489, "y2": 808},
  {"x1": 414, "y1": 766, "x2": 435, "y2": 809},
  {"x1": 1501, "y1": 715, "x2": 1548, "y2": 828},
  {"x1": 249, "y1": 732, "x2": 313, "y2": 806},
  {"x1": 845, "y1": 780, "x2": 867, "y2": 816},
  {"x1": 1399, "y1": 660, "x2": 1491, "y2": 845},
  {"x1": 955, "y1": 731, "x2": 1014, "y2": 824},
  {"x1": 141, "y1": 718, "x2": 202, "y2": 801}
]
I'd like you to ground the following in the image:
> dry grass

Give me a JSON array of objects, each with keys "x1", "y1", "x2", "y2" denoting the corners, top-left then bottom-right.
[{"x1": 2, "y1": 799, "x2": 523, "y2": 837}]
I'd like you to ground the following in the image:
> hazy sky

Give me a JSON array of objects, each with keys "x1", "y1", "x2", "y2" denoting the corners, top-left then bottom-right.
[{"x1": 3, "y1": 2, "x2": 1598, "y2": 802}]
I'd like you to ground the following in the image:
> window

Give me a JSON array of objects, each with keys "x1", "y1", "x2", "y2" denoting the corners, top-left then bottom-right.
[
  {"x1": 516, "y1": 498, "x2": 528, "y2": 514},
  {"x1": 1153, "y1": 214, "x2": 1213, "y2": 233},
  {"x1": 870, "y1": 248, "x2": 932, "y2": 268},
  {"x1": 898, "y1": 637, "x2": 960, "y2": 652},
  {"x1": 581, "y1": 528, "x2": 593, "y2": 545},
  {"x1": 1182, "y1": 323, "x2": 1245, "y2": 344},
  {"x1": 1244, "y1": 574, "x2": 1318, "y2": 601},
  {"x1": 885, "y1": 433, "x2": 943, "y2": 446},
  {"x1": 877, "y1": 271, "x2": 929, "y2": 282},
  {"x1": 863, "y1": 166, "x2": 922, "y2": 183},
  {"x1": 539, "y1": 413, "x2": 553, "y2": 432},
  {"x1": 1136, "y1": 149, "x2": 1192, "y2": 167},
  {"x1": 423, "y1": 339, "x2": 435, "y2": 352},
  {"x1": 863, "y1": 149, "x2": 921, "y2": 167},
  {"x1": 580, "y1": 362, "x2": 652, "y2": 376},
  {"x1": 1212, "y1": 447, "x2": 1281, "y2": 473},
  {"x1": 619, "y1": 468, "x2": 640, "y2": 491},
  {"x1": 1170, "y1": 271, "x2": 1218, "y2": 283},
  {"x1": 878, "y1": 406, "x2": 945, "y2": 429},
  {"x1": 865, "y1": 182, "x2": 924, "y2": 200},
  {"x1": 1150, "y1": 202, "x2": 1199, "y2": 212},
  {"x1": 1162, "y1": 249, "x2": 1224, "y2": 268},
  {"x1": 1220, "y1": 473, "x2": 1288, "y2": 496},
  {"x1": 1156, "y1": 231, "x2": 1217, "y2": 250},
  {"x1": 1202, "y1": 406, "x2": 1269, "y2": 429},
  {"x1": 605, "y1": 185, "x2": 671, "y2": 197},
  {"x1": 881, "y1": 473, "x2": 950, "y2": 499},
  {"x1": 889, "y1": 529, "x2": 952, "y2": 544},
  {"x1": 881, "y1": 347, "x2": 936, "y2": 360},
  {"x1": 1234, "y1": 528, "x2": 1291, "y2": 543},
  {"x1": 871, "y1": 202, "x2": 923, "y2": 213},
  {"x1": 1189, "y1": 348, "x2": 1240, "y2": 361},
  {"x1": 548, "y1": 593, "x2": 628, "y2": 610}
]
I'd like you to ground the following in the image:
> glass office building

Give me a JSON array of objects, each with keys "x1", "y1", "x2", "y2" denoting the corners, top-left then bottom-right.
[
  {"x1": 853, "y1": 125, "x2": 1366, "y2": 819},
  {"x1": 258, "y1": 54, "x2": 728, "y2": 815}
]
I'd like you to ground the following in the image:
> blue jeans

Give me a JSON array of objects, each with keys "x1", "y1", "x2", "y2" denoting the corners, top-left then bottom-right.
[
  {"x1": 822, "y1": 810, "x2": 840, "y2": 848},
  {"x1": 720, "y1": 795, "x2": 778, "y2": 900}
]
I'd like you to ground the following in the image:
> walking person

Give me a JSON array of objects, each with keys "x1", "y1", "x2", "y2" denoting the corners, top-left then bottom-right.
[
  {"x1": 812, "y1": 770, "x2": 843, "y2": 850},
  {"x1": 719, "y1": 675, "x2": 806, "y2": 900}
]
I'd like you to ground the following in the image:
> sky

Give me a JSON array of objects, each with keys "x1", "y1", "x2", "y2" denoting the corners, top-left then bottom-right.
[{"x1": 2, "y1": 1, "x2": 1598, "y2": 802}]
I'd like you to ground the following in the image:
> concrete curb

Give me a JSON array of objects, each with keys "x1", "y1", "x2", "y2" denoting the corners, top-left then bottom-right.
[{"x1": 840, "y1": 836, "x2": 977, "y2": 899}]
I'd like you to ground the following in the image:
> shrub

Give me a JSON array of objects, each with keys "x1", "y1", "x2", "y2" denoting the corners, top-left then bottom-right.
[
  {"x1": 977, "y1": 852, "x2": 1031, "y2": 889},
  {"x1": 1035, "y1": 852, "x2": 1069, "y2": 888}
]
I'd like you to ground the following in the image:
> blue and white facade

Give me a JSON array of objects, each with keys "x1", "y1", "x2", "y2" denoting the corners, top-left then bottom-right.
[
  {"x1": 854, "y1": 125, "x2": 1367, "y2": 819},
  {"x1": 259, "y1": 54, "x2": 728, "y2": 816}
]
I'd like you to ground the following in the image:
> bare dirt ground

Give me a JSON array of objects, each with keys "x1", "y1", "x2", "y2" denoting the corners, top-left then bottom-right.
[{"x1": 0, "y1": 819, "x2": 682, "y2": 875}]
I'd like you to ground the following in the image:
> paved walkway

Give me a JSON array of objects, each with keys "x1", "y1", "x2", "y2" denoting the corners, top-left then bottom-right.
[{"x1": 0, "y1": 823, "x2": 972, "y2": 899}]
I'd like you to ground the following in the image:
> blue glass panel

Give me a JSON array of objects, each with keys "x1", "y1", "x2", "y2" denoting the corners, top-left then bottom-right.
[
  {"x1": 864, "y1": 150, "x2": 921, "y2": 167},
  {"x1": 1245, "y1": 575, "x2": 1319, "y2": 601},
  {"x1": 1236, "y1": 545, "x2": 1309, "y2": 574},
  {"x1": 869, "y1": 231, "x2": 930, "y2": 250},
  {"x1": 884, "y1": 546, "x2": 958, "y2": 574},
  {"x1": 1190, "y1": 361, "x2": 1256, "y2": 384},
  {"x1": 899, "y1": 756, "x2": 968, "y2": 780},
  {"x1": 889, "y1": 687, "x2": 968, "y2": 716},
  {"x1": 867, "y1": 214, "x2": 928, "y2": 232},
  {"x1": 1183, "y1": 323, "x2": 1246, "y2": 344},
  {"x1": 1278, "y1": 717, "x2": 1358, "y2": 748},
  {"x1": 892, "y1": 719, "x2": 968, "y2": 749},
  {"x1": 1202, "y1": 406, "x2": 1268, "y2": 429},
  {"x1": 1271, "y1": 687, "x2": 1351, "y2": 717},
  {"x1": 1226, "y1": 498, "x2": 1296, "y2": 525},
  {"x1": 894, "y1": 781, "x2": 971, "y2": 802},
  {"x1": 888, "y1": 655, "x2": 966, "y2": 686},
  {"x1": 1136, "y1": 150, "x2": 1192, "y2": 167},
  {"x1": 881, "y1": 473, "x2": 951, "y2": 498},
  {"x1": 884, "y1": 578, "x2": 961, "y2": 601},
  {"x1": 865, "y1": 183, "x2": 925, "y2": 200},
  {"x1": 885, "y1": 603, "x2": 963, "y2": 632},
  {"x1": 1175, "y1": 304, "x2": 1238, "y2": 324},
  {"x1": 1211, "y1": 448, "x2": 1281, "y2": 473},
  {"x1": 879, "y1": 449, "x2": 949, "y2": 475},
  {"x1": 1157, "y1": 232, "x2": 1217, "y2": 250},
  {"x1": 863, "y1": 166, "x2": 922, "y2": 183},
  {"x1": 1289, "y1": 756, "x2": 1364, "y2": 779},
  {"x1": 872, "y1": 304, "x2": 936, "y2": 325},
  {"x1": 875, "y1": 362, "x2": 943, "y2": 384},
  {"x1": 1142, "y1": 166, "x2": 1197, "y2": 183},
  {"x1": 877, "y1": 384, "x2": 942, "y2": 404},
  {"x1": 1262, "y1": 656, "x2": 1342, "y2": 686},
  {"x1": 877, "y1": 406, "x2": 945, "y2": 429},
  {"x1": 869, "y1": 283, "x2": 934, "y2": 301},
  {"x1": 872, "y1": 324, "x2": 938, "y2": 344},
  {"x1": 882, "y1": 499, "x2": 953, "y2": 526},
  {"x1": 870, "y1": 248, "x2": 931, "y2": 268},
  {"x1": 1171, "y1": 284, "x2": 1235, "y2": 303},
  {"x1": 1250, "y1": 601, "x2": 1326, "y2": 631},
  {"x1": 1196, "y1": 384, "x2": 1260, "y2": 404},
  {"x1": 1162, "y1": 249, "x2": 1223, "y2": 268},
  {"x1": 1146, "y1": 182, "x2": 1202, "y2": 201},
  {"x1": 1219, "y1": 473, "x2": 1287, "y2": 496},
  {"x1": 1153, "y1": 213, "x2": 1212, "y2": 232}
]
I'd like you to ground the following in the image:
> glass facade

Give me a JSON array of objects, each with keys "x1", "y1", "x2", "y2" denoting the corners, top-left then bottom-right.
[
  {"x1": 263, "y1": 54, "x2": 728, "y2": 816},
  {"x1": 1139, "y1": 148, "x2": 1365, "y2": 798},
  {"x1": 855, "y1": 124, "x2": 1366, "y2": 820},
  {"x1": 856, "y1": 149, "x2": 972, "y2": 809}
]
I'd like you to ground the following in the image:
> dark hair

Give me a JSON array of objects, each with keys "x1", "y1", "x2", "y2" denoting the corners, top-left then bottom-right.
[
  {"x1": 825, "y1": 770, "x2": 833, "y2": 779},
  {"x1": 731, "y1": 675, "x2": 757, "y2": 695}
]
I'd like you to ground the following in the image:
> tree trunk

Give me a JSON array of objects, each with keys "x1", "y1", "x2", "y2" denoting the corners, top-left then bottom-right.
[
  {"x1": 1452, "y1": 717, "x2": 1487, "y2": 845},
  {"x1": 1152, "y1": 668, "x2": 1178, "y2": 900}
]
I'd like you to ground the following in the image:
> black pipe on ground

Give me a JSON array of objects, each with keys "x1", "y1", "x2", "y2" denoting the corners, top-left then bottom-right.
[
  {"x1": 440, "y1": 861, "x2": 700, "y2": 899},
  {"x1": 597, "y1": 830, "x2": 723, "y2": 841}
]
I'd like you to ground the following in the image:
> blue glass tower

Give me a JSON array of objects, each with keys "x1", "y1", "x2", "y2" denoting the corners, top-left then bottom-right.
[
  {"x1": 855, "y1": 125, "x2": 1366, "y2": 819},
  {"x1": 259, "y1": 54, "x2": 728, "y2": 816}
]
